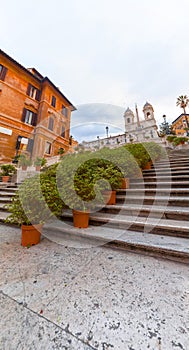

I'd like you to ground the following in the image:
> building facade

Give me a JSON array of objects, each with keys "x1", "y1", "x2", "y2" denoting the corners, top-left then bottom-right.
[
  {"x1": 82, "y1": 102, "x2": 160, "y2": 150},
  {"x1": 0, "y1": 50, "x2": 76, "y2": 163},
  {"x1": 124, "y1": 102, "x2": 159, "y2": 142},
  {"x1": 172, "y1": 114, "x2": 189, "y2": 136}
]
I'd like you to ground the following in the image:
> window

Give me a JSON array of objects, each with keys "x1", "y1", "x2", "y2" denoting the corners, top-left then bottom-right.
[
  {"x1": 127, "y1": 118, "x2": 130, "y2": 123},
  {"x1": 51, "y1": 96, "x2": 56, "y2": 107},
  {"x1": 0, "y1": 64, "x2": 7, "y2": 81},
  {"x1": 62, "y1": 106, "x2": 68, "y2": 117},
  {"x1": 26, "y1": 83, "x2": 41, "y2": 101},
  {"x1": 45, "y1": 141, "x2": 51, "y2": 154},
  {"x1": 61, "y1": 126, "x2": 65, "y2": 138},
  {"x1": 21, "y1": 108, "x2": 37, "y2": 126},
  {"x1": 48, "y1": 117, "x2": 54, "y2": 131}
]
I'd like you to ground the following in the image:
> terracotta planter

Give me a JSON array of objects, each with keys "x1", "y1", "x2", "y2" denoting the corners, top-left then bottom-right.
[
  {"x1": 72, "y1": 210, "x2": 90, "y2": 228},
  {"x1": 103, "y1": 190, "x2": 116, "y2": 205},
  {"x1": 143, "y1": 161, "x2": 152, "y2": 170},
  {"x1": 21, "y1": 224, "x2": 42, "y2": 247},
  {"x1": 121, "y1": 178, "x2": 130, "y2": 189},
  {"x1": 2, "y1": 176, "x2": 10, "y2": 183},
  {"x1": 35, "y1": 166, "x2": 41, "y2": 171},
  {"x1": 22, "y1": 165, "x2": 27, "y2": 171}
]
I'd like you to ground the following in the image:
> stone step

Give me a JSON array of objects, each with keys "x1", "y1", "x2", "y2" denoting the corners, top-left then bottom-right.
[
  {"x1": 130, "y1": 181, "x2": 189, "y2": 189},
  {"x1": 0, "y1": 187, "x2": 18, "y2": 193},
  {"x1": 152, "y1": 162, "x2": 189, "y2": 169},
  {"x1": 132, "y1": 175, "x2": 189, "y2": 183},
  {"x1": 143, "y1": 170, "x2": 189, "y2": 177},
  {"x1": 116, "y1": 195, "x2": 189, "y2": 207},
  {"x1": 99, "y1": 204, "x2": 189, "y2": 221},
  {"x1": 155, "y1": 158, "x2": 189, "y2": 165},
  {"x1": 0, "y1": 197, "x2": 13, "y2": 203},
  {"x1": 0, "y1": 202, "x2": 9, "y2": 210},
  {"x1": 61, "y1": 210, "x2": 189, "y2": 238},
  {"x1": 43, "y1": 221, "x2": 189, "y2": 263},
  {"x1": 0, "y1": 191, "x2": 16, "y2": 197},
  {"x1": 0, "y1": 211, "x2": 10, "y2": 221},
  {"x1": 143, "y1": 167, "x2": 189, "y2": 174},
  {"x1": 117, "y1": 188, "x2": 189, "y2": 197}
]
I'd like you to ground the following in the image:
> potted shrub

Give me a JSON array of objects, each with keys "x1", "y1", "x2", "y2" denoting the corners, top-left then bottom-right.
[
  {"x1": 84, "y1": 154, "x2": 123, "y2": 205},
  {"x1": 173, "y1": 136, "x2": 188, "y2": 147},
  {"x1": 34, "y1": 157, "x2": 47, "y2": 171},
  {"x1": 166, "y1": 135, "x2": 177, "y2": 143},
  {"x1": 58, "y1": 147, "x2": 65, "y2": 158},
  {"x1": 0, "y1": 164, "x2": 16, "y2": 182},
  {"x1": 19, "y1": 154, "x2": 32, "y2": 170},
  {"x1": 57, "y1": 153, "x2": 103, "y2": 228},
  {"x1": 5, "y1": 175, "x2": 56, "y2": 246}
]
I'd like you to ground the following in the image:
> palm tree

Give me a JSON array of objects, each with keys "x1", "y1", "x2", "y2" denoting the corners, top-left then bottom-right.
[{"x1": 176, "y1": 95, "x2": 189, "y2": 114}]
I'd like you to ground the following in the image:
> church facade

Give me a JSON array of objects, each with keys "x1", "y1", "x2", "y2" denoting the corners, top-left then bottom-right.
[
  {"x1": 124, "y1": 102, "x2": 159, "y2": 142},
  {"x1": 82, "y1": 102, "x2": 160, "y2": 151}
]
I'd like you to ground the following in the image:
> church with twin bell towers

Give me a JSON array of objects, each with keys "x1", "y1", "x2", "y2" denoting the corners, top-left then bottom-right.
[{"x1": 124, "y1": 102, "x2": 159, "y2": 142}]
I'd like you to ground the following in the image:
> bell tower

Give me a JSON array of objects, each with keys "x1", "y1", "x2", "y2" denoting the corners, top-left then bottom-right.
[
  {"x1": 143, "y1": 102, "x2": 154, "y2": 120},
  {"x1": 124, "y1": 107, "x2": 135, "y2": 132}
]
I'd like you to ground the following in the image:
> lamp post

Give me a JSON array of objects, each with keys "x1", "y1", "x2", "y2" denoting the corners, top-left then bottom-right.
[
  {"x1": 13, "y1": 135, "x2": 22, "y2": 163},
  {"x1": 97, "y1": 135, "x2": 100, "y2": 149},
  {"x1": 106, "y1": 126, "x2": 109, "y2": 138}
]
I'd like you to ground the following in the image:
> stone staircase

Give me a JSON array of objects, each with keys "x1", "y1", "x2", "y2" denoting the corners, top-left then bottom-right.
[
  {"x1": 43, "y1": 151, "x2": 189, "y2": 263},
  {"x1": 1, "y1": 151, "x2": 189, "y2": 262},
  {"x1": 0, "y1": 183, "x2": 18, "y2": 222}
]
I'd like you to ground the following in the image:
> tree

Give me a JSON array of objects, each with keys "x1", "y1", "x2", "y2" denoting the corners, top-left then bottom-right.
[
  {"x1": 176, "y1": 95, "x2": 189, "y2": 114},
  {"x1": 159, "y1": 115, "x2": 172, "y2": 136}
]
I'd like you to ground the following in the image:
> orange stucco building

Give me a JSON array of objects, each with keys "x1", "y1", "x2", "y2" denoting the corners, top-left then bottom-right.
[
  {"x1": 172, "y1": 114, "x2": 189, "y2": 136},
  {"x1": 0, "y1": 50, "x2": 76, "y2": 163}
]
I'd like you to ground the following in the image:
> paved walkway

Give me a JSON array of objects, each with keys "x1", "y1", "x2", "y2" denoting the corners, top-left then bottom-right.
[{"x1": 0, "y1": 224, "x2": 189, "y2": 350}]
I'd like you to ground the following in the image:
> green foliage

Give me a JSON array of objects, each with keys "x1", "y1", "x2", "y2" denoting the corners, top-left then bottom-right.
[
  {"x1": 40, "y1": 163, "x2": 66, "y2": 216},
  {"x1": 58, "y1": 148, "x2": 65, "y2": 156},
  {"x1": 124, "y1": 142, "x2": 165, "y2": 169},
  {"x1": 5, "y1": 175, "x2": 50, "y2": 226},
  {"x1": 6, "y1": 167, "x2": 65, "y2": 226},
  {"x1": 173, "y1": 136, "x2": 188, "y2": 146},
  {"x1": 34, "y1": 157, "x2": 47, "y2": 167},
  {"x1": 0, "y1": 164, "x2": 16, "y2": 176},
  {"x1": 18, "y1": 154, "x2": 32, "y2": 167},
  {"x1": 166, "y1": 135, "x2": 177, "y2": 143}
]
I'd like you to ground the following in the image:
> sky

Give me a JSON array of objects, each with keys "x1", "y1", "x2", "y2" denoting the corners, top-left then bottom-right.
[{"x1": 1, "y1": 0, "x2": 189, "y2": 141}]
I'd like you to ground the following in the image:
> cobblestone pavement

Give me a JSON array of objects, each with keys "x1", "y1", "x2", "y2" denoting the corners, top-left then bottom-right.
[{"x1": 0, "y1": 224, "x2": 189, "y2": 350}]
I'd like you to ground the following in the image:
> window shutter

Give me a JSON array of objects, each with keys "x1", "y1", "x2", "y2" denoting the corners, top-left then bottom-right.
[
  {"x1": 21, "y1": 108, "x2": 27, "y2": 122},
  {"x1": 35, "y1": 89, "x2": 41, "y2": 101},
  {"x1": 0, "y1": 66, "x2": 7, "y2": 81},
  {"x1": 26, "y1": 83, "x2": 31, "y2": 96},
  {"x1": 32, "y1": 113, "x2": 38, "y2": 126},
  {"x1": 27, "y1": 139, "x2": 34, "y2": 153}
]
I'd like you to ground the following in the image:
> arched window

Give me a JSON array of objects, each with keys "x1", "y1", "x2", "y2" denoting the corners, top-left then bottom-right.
[{"x1": 127, "y1": 118, "x2": 130, "y2": 123}]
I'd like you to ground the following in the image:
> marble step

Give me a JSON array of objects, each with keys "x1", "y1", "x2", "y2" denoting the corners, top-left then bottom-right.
[
  {"x1": 155, "y1": 158, "x2": 189, "y2": 165},
  {"x1": 0, "y1": 187, "x2": 18, "y2": 193},
  {"x1": 132, "y1": 175, "x2": 189, "y2": 183},
  {"x1": 0, "y1": 197, "x2": 13, "y2": 203},
  {"x1": 152, "y1": 163, "x2": 189, "y2": 169},
  {"x1": 129, "y1": 181, "x2": 189, "y2": 189},
  {"x1": 99, "y1": 204, "x2": 189, "y2": 221},
  {"x1": 117, "y1": 188, "x2": 189, "y2": 197},
  {"x1": 0, "y1": 191, "x2": 16, "y2": 197},
  {"x1": 43, "y1": 221, "x2": 189, "y2": 263},
  {"x1": 143, "y1": 170, "x2": 189, "y2": 177},
  {"x1": 60, "y1": 210, "x2": 189, "y2": 238},
  {"x1": 116, "y1": 195, "x2": 189, "y2": 207},
  {"x1": 143, "y1": 167, "x2": 189, "y2": 174}
]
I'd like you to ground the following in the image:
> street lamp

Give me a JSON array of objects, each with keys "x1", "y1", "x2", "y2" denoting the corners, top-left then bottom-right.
[
  {"x1": 13, "y1": 135, "x2": 22, "y2": 163},
  {"x1": 105, "y1": 126, "x2": 109, "y2": 138}
]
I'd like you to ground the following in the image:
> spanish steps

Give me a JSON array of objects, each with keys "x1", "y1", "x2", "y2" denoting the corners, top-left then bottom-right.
[{"x1": 1, "y1": 149, "x2": 189, "y2": 262}]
